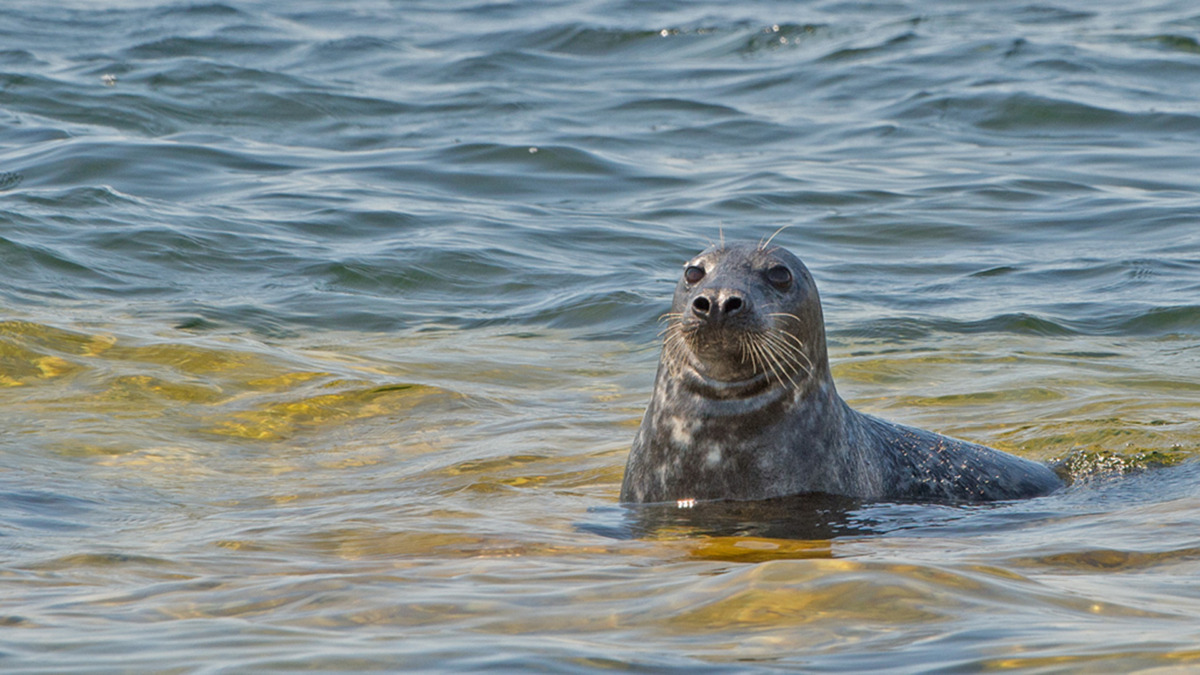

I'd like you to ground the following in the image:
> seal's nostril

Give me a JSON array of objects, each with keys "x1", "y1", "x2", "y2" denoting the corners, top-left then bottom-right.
[
  {"x1": 723, "y1": 296, "x2": 743, "y2": 314},
  {"x1": 692, "y1": 297, "x2": 711, "y2": 315}
]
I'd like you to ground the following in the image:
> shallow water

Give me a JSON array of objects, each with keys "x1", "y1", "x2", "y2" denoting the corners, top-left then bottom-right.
[{"x1": 3, "y1": 0, "x2": 1200, "y2": 671}]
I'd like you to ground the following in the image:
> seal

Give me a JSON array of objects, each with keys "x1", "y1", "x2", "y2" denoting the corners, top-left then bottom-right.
[{"x1": 620, "y1": 241, "x2": 1063, "y2": 504}]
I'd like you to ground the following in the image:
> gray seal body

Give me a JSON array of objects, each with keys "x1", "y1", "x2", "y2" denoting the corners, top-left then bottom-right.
[{"x1": 619, "y1": 242, "x2": 1062, "y2": 504}]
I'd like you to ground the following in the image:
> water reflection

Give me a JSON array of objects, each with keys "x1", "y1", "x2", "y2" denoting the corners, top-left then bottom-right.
[{"x1": 587, "y1": 492, "x2": 880, "y2": 542}]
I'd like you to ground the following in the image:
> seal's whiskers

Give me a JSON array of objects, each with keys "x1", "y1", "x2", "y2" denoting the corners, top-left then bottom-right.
[
  {"x1": 759, "y1": 224, "x2": 791, "y2": 251},
  {"x1": 760, "y1": 331, "x2": 812, "y2": 376},
  {"x1": 767, "y1": 313, "x2": 815, "y2": 373},
  {"x1": 757, "y1": 333, "x2": 800, "y2": 389},
  {"x1": 739, "y1": 332, "x2": 762, "y2": 375},
  {"x1": 732, "y1": 322, "x2": 810, "y2": 388},
  {"x1": 658, "y1": 312, "x2": 689, "y2": 375}
]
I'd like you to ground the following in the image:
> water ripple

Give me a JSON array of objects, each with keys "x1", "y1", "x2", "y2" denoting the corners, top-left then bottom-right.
[{"x1": 4, "y1": 0, "x2": 1200, "y2": 671}]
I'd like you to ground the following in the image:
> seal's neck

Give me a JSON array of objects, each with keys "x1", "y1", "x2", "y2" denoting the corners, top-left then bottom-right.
[
  {"x1": 676, "y1": 363, "x2": 775, "y2": 400},
  {"x1": 676, "y1": 341, "x2": 835, "y2": 394},
  {"x1": 666, "y1": 359, "x2": 838, "y2": 421}
]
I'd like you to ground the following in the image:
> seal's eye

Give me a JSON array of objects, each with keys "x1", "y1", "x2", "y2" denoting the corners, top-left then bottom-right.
[
  {"x1": 767, "y1": 265, "x2": 792, "y2": 288},
  {"x1": 684, "y1": 265, "x2": 705, "y2": 284}
]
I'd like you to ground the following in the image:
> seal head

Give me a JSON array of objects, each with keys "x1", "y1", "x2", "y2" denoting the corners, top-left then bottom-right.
[{"x1": 620, "y1": 242, "x2": 1062, "y2": 504}]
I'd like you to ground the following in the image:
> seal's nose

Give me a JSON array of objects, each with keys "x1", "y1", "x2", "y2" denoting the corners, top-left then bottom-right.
[{"x1": 692, "y1": 290, "x2": 746, "y2": 320}]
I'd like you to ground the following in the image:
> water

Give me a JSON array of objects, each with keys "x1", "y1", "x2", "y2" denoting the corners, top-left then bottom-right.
[{"x1": 3, "y1": 0, "x2": 1200, "y2": 670}]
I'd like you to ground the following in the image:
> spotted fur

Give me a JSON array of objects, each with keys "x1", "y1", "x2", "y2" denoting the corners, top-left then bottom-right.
[{"x1": 620, "y1": 242, "x2": 1062, "y2": 504}]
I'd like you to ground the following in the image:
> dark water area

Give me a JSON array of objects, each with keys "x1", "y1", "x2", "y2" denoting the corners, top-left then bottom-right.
[{"x1": 3, "y1": 0, "x2": 1200, "y2": 671}]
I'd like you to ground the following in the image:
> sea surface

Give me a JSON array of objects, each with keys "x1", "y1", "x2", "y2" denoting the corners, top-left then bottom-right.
[{"x1": 3, "y1": 0, "x2": 1200, "y2": 671}]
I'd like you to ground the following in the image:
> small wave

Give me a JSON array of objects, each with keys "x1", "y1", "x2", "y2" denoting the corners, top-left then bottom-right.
[
  {"x1": 209, "y1": 382, "x2": 454, "y2": 441},
  {"x1": 0, "y1": 231, "x2": 133, "y2": 304},
  {"x1": 124, "y1": 35, "x2": 299, "y2": 61},
  {"x1": 842, "y1": 306, "x2": 1200, "y2": 340},
  {"x1": 605, "y1": 97, "x2": 743, "y2": 118},
  {"x1": 818, "y1": 29, "x2": 918, "y2": 63},
  {"x1": 0, "y1": 488, "x2": 99, "y2": 519},
  {"x1": 1107, "y1": 305, "x2": 1200, "y2": 337},
  {"x1": 893, "y1": 91, "x2": 1200, "y2": 136},
  {"x1": 0, "y1": 49, "x2": 41, "y2": 66},
  {"x1": 838, "y1": 313, "x2": 1076, "y2": 340},
  {"x1": 737, "y1": 23, "x2": 831, "y2": 56},
  {"x1": 0, "y1": 171, "x2": 23, "y2": 190},
  {"x1": 1146, "y1": 34, "x2": 1200, "y2": 55},
  {"x1": 148, "y1": 2, "x2": 246, "y2": 20},
  {"x1": 11, "y1": 138, "x2": 298, "y2": 199},
  {"x1": 437, "y1": 142, "x2": 628, "y2": 177},
  {"x1": 532, "y1": 24, "x2": 667, "y2": 56}
]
